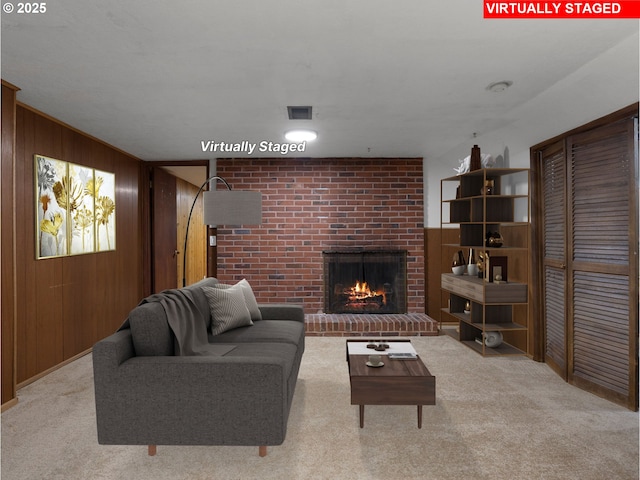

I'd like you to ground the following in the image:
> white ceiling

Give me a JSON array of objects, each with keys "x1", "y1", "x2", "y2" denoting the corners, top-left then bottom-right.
[
  {"x1": 2, "y1": 1, "x2": 638, "y2": 163},
  {"x1": 162, "y1": 165, "x2": 207, "y2": 188}
]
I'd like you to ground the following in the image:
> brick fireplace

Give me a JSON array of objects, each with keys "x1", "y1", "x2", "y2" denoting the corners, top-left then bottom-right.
[
  {"x1": 215, "y1": 158, "x2": 424, "y2": 314},
  {"x1": 323, "y1": 250, "x2": 407, "y2": 314}
]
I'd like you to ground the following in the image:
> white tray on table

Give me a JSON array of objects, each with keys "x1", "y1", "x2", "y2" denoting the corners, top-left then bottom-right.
[{"x1": 347, "y1": 341, "x2": 417, "y2": 356}]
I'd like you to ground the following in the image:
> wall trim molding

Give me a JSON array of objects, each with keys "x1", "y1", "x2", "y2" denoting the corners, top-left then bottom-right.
[{"x1": 15, "y1": 349, "x2": 92, "y2": 392}]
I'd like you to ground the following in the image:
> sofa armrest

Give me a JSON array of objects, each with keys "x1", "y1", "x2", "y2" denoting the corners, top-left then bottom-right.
[
  {"x1": 258, "y1": 304, "x2": 304, "y2": 322},
  {"x1": 93, "y1": 329, "x2": 136, "y2": 371},
  {"x1": 93, "y1": 351, "x2": 290, "y2": 446}
]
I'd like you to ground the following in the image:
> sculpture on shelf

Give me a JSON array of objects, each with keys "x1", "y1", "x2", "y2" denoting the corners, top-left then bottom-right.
[
  {"x1": 454, "y1": 145, "x2": 496, "y2": 175},
  {"x1": 485, "y1": 231, "x2": 504, "y2": 248},
  {"x1": 477, "y1": 251, "x2": 489, "y2": 280},
  {"x1": 454, "y1": 152, "x2": 495, "y2": 175},
  {"x1": 469, "y1": 145, "x2": 482, "y2": 171}
]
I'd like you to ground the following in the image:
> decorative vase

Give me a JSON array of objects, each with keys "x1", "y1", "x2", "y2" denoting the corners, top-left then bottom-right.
[
  {"x1": 469, "y1": 145, "x2": 482, "y2": 171},
  {"x1": 452, "y1": 250, "x2": 466, "y2": 275},
  {"x1": 467, "y1": 248, "x2": 478, "y2": 276},
  {"x1": 452, "y1": 250, "x2": 465, "y2": 267},
  {"x1": 482, "y1": 331, "x2": 503, "y2": 348}
]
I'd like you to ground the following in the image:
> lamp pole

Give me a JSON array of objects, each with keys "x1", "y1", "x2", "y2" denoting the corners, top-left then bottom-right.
[{"x1": 182, "y1": 175, "x2": 231, "y2": 287}]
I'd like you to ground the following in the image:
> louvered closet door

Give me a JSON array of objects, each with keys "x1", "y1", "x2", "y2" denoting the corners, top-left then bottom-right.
[
  {"x1": 567, "y1": 119, "x2": 637, "y2": 408},
  {"x1": 540, "y1": 142, "x2": 568, "y2": 379}
]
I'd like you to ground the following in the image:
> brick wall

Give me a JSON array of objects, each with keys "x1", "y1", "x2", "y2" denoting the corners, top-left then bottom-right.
[{"x1": 216, "y1": 158, "x2": 424, "y2": 313}]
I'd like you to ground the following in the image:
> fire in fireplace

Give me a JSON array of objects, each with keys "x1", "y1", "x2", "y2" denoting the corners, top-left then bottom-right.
[
  {"x1": 342, "y1": 280, "x2": 388, "y2": 309},
  {"x1": 323, "y1": 250, "x2": 407, "y2": 314}
]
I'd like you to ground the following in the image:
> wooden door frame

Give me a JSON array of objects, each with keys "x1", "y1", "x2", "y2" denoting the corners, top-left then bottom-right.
[
  {"x1": 141, "y1": 160, "x2": 212, "y2": 297},
  {"x1": 531, "y1": 103, "x2": 639, "y2": 410}
]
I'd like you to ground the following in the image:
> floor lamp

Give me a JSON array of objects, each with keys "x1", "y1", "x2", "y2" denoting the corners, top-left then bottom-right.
[{"x1": 182, "y1": 175, "x2": 262, "y2": 287}]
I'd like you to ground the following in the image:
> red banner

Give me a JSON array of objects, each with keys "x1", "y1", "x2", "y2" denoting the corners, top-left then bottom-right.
[{"x1": 484, "y1": 1, "x2": 640, "y2": 18}]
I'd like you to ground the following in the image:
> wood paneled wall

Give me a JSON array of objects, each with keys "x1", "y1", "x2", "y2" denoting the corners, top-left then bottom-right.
[
  {"x1": 1, "y1": 91, "x2": 144, "y2": 405},
  {"x1": 425, "y1": 227, "x2": 460, "y2": 321},
  {"x1": 2, "y1": 82, "x2": 19, "y2": 407}
]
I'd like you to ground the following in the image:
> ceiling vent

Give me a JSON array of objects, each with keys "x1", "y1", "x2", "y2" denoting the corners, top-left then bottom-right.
[{"x1": 287, "y1": 106, "x2": 313, "y2": 120}]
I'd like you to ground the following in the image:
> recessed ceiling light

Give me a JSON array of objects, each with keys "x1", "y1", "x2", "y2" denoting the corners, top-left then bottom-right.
[
  {"x1": 285, "y1": 129, "x2": 317, "y2": 142},
  {"x1": 487, "y1": 81, "x2": 513, "y2": 93}
]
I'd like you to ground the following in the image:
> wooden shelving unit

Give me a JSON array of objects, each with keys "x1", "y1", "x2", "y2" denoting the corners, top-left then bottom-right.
[{"x1": 440, "y1": 168, "x2": 530, "y2": 356}]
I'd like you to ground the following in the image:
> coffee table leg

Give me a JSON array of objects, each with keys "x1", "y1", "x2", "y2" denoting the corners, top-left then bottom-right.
[
  {"x1": 417, "y1": 405, "x2": 423, "y2": 429},
  {"x1": 359, "y1": 405, "x2": 365, "y2": 428}
]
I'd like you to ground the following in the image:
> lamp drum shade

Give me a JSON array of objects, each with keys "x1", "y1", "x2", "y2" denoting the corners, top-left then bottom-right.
[{"x1": 203, "y1": 190, "x2": 262, "y2": 226}]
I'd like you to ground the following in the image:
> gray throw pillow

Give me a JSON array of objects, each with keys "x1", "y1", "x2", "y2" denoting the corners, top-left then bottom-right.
[
  {"x1": 213, "y1": 278, "x2": 262, "y2": 321},
  {"x1": 203, "y1": 285, "x2": 253, "y2": 335}
]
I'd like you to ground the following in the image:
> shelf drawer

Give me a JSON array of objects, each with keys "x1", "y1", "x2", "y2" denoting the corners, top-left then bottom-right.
[
  {"x1": 441, "y1": 273, "x2": 484, "y2": 302},
  {"x1": 484, "y1": 283, "x2": 527, "y2": 303},
  {"x1": 441, "y1": 273, "x2": 528, "y2": 303}
]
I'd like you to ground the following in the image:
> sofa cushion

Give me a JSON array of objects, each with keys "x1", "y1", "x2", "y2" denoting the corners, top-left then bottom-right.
[
  {"x1": 224, "y1": 342, "x2": 297, "y2": 380},
  {"x1": 208, "y1": 320, "x2": 304, "y2": 346},
  {"x1": 203, "y1": 285, "x2": 253, "y2": 335},
  {"x1": 127, "y1": 302, "x2": 174, "y2": 356},
  {"x1": 212, "y1": 278, "x2": 262, "y2": 321}
]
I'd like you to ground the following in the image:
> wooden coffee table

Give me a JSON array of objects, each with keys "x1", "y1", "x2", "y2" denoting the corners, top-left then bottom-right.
[{"x1": 346, "y1": 339, "x2": 436, "y2": 428}]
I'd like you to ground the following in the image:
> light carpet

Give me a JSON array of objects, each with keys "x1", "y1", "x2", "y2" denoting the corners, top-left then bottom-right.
[{"x1": 2, "y1": 335, "x2": 638, "y2": 480}]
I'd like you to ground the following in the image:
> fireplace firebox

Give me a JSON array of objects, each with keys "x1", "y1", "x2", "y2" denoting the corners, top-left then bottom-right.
[{"x1": 323, "y1": 250, "x2": 407, "y2": 314}]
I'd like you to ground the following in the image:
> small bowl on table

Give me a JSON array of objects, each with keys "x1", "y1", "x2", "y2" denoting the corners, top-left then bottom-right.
[{"x1": 452, "y1": 265, "x2": 466, "y2": 275}]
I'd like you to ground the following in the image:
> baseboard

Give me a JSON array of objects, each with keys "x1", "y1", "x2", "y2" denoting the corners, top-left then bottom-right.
[
  {"x1": 15, "y1": 348, "x2": 92, "y2": 391},
  {"x1": 1, "y1": 397, "x2": 19, "y2": 412}
]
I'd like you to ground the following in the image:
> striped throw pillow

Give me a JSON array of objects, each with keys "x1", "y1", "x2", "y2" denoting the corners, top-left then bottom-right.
[
  {"x1": 212, "y1": 278, "x2": 262, "y2": 321},
  {"x1": 202, "y1": 285, "x2": 253, "y2": 335}
]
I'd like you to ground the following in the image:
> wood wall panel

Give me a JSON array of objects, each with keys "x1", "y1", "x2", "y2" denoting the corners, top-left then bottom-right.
[
  {"x1": 7, "y1": 103, "x2": 143, "y2": 391},
  {"x1": 62, "y1": 254, "x2": 98, "y2": 359},
  {"x1": 425, "y1": 227, "x2": 461, "y2": 321},
  {"x1": 1, "y1": 82, "x2": 18, "y2": 406},
  {"x1": 151, "y1": 167, "x2": 177, "y2": 292}
]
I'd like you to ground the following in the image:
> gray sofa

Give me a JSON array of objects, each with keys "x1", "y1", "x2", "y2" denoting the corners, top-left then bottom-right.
[{"x1": 92, "y1": 278, "x2": 305, "y2": 457}]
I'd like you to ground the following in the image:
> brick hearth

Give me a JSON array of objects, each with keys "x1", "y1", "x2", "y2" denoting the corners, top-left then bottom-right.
[{"x1": 305, "y1": 313, "x2": 438, "y2": 337}]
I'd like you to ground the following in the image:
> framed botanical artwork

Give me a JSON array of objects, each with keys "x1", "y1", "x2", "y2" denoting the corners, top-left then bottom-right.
[
  {"x1": 93, "y1": 169, "x2": 116, "y2": 252},
  {"x1": 34, "y1": 155, "x2": 116, "y2": 259},
  {"x1": 69, "y1": 163, "x2": 95, "y2": 255},
  {"x1": 35, "y1": 155, "x2": 69, "y2": 258}
]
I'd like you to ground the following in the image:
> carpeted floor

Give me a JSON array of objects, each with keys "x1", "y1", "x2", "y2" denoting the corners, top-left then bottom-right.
[{"x1": 2, "y1": 335, "x2": 638, "y2": 480}]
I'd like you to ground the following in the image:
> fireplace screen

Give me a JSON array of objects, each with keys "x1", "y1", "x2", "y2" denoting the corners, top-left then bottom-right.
[{"x1": 323, "y1": 250, "x2": 407, "y2": 314}]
